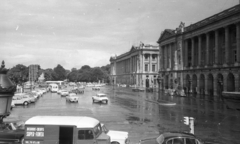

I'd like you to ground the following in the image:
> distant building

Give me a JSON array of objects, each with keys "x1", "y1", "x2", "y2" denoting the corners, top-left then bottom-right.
[
  {"x1": 157, "y1": 4, "x2": 240, "y2": 98},
  {"x1": 38, "y1": 73, "x2": 45, "y2": 82},
  {"x1": 110, "y1": 43, "x2": 159, "y2": 88},
  {"x1": 29, "y1": 64, "x2": 39, "y2": 82}
]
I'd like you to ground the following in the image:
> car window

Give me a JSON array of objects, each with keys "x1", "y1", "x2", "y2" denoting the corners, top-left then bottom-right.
[
  {"x1": 78, "y1": 130, "x2": 94, "y2": 140},
  {"x1": 186, "y1": 138, "x2": 197, "y2": 144},
  {"x1": 93, "y1": 124, "x2": 102, "y2": 137},
  {"x1": 173, "y1": 138, "x2": 184, "y2": 144},
  {"x1": 166, "y1": 139, "x2": 173, "y2": 144}
]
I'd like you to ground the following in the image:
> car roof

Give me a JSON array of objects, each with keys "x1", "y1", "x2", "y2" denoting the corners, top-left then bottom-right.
[
  {"x1": 97, "y1": 93, "x2": 106, "y2": 96},
  {"x1": 161, "y1": 132, "x2": 196, "y2": 139},
  {"x1": 25, "y1": 116, "x2": 99, "y2": 128}
]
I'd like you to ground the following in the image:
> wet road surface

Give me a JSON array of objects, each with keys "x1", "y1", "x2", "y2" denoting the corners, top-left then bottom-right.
[{"x1": 10, "y1": 86, "x2": 240, "y2": 144}]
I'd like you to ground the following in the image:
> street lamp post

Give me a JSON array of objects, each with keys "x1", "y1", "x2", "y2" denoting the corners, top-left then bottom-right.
[
  {"x1": 218, "y1": 78, "x2": 223, "y2": 100},
  {"x1": 0, "y1": 61, "x2": 16, "y2": 126},
  {"x1": 157, "y1": 75, "x2": 161, "y2": 92}
]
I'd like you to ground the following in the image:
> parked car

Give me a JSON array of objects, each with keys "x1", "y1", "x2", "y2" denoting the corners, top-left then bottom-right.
[
  {"x1": 11, "y1": 101, "x2": 15, "y2": 110},
  {"x1": 92, "y1": 87, "x2": 100, "y2": 90},
  {"x1": 92, "y1": 93, "x2": 108, "y2": 103},
  {"x1": 0, "y1": 119, "x2": 25, "y2": 144},
  {"x1": 60, "y1": 90, "x2": 69, "y2": 96},
  {"x1": 139, "y1": 131, "x2": 204, "y2": 144},
  {"x1": 26, "y1": 92, "x2": 39, "y2": 99},
  {"x1": 57, "y1": 89, "x2": 63, "y2": 94},
  {"x1": 101, "y1": 123, "x2": 129, "y2": 144},
  {"x1": 66, "y1": 93, "x2": 78, "y2": 102},
  {"x1": 31, "y1": 90, "x2": 42, "y2": 97},
  {"x1": 12, "y1": 95, "x2": 30, "y2": 106},
  {"x1": 22, "y1": 94, "x2": 36, "y2": 103}
]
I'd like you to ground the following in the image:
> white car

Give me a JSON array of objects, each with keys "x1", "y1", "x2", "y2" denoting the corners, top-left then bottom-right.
[
  {"x1": 92, "y1": 93, "x2": 108, "y2": 103},
  {"x1": 101, "y1": 123, "x2": 129, "y2": 144},
  {"x1": 60, "y1": 90, "x2": 69, "y2": 96},
  {"x1": 12, "y1": 95, "x2": 30, "y2": 106},
  {"x1": 11, "y1": 101, "x2": 15, "y2": 110},
  {"x1": 31, "y1": 90, "x2": 42, "y2": 97},
  {"x1": 66, "y1": 93, "x2": 78, "y2": 102}
]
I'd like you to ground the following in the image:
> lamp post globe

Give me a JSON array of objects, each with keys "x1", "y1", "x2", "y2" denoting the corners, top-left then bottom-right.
[{"x1": 0, "y1": 61, "x2": 16, "y2": 123}]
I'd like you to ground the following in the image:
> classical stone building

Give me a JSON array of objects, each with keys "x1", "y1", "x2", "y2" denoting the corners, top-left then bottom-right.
[
  {"x1": 157, "y1": 4, "x2": 240, "y2": 98},
  {"x1": 110, "y1": 43, "x2": 159, "y2": 88}
]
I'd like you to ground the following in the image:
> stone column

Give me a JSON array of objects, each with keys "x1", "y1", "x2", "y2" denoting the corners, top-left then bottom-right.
[
  {"x1": 206, "y1": 33, "x2": 210, "y2": 67},
  {"x1": 191, "y1": 38, "x2": 195, "y2": 67},
  {"x1": 185, "y1": 40, "x2": 188, "y2": 68},
  {"x1": 166, "y1": 46, "x2": 168, "y2": 69},
  {"x1": 149, "y1": 54, "x2": 152, "y2": 72},
  {"x1": 205, "y1": 77, "x2": 208, "y2": 95},
  {"x1": 235, "y1": 74, "x2": 239, "y2": 92},
  {"x1": 215, "y1": 30, "x2": 219, "y2": 65},
  {"x1": 162, "y1": 46, "x2": 165, "y2": 70},
  {"x1": 236, "y1": 23, "x2": 240, "y2": 64},
  {"x1": 225, "y1": 26, "x2": 229, "y2": 65},
  {"x1": 169, "y1": 44, "x2": 172, "y2": 70},
  {"x1": 198, "y1": 36, "x2": 202, "y2": 66}
]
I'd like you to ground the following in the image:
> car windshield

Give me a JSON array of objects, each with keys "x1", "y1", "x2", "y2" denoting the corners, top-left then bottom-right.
[
  {"x1": 98, "y1": 94, "x2": 106, "y2": 97},
  {"x1": 101, "y1": 124, "x2": 109, "y2": 133},
  {"x1": 156, "y1": 134, "x2": 164, "y2": 144},
  {"x1": 93, "y1": 123, "x2": 102, "y2": 137}
]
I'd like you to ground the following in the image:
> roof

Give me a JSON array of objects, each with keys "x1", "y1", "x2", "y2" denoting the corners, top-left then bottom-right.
[
  {"x1": 161, "y1": 132, "x2": 195, "y2": 139},
  {"x1": 25, "y1": 116, "x2": 100, "y2": 128},
  {"x1": 97, "y1": 93, "x2": 106, "y2": 96}
]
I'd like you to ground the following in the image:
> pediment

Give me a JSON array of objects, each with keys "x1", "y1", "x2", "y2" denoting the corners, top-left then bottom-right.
[
  {"x1": 129, "y1": 46, "x2": 137, "y2": 53},
  {"x1": 157, "y1": 29, "x2": 175, "y2": 43}
]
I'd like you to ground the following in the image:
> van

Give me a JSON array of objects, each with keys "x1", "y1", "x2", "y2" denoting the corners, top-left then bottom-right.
[
  {"x1": 49, "y1": 84, "x2": 59, "y2": 93},
  {"x1": 24, "y1": 116, "x2": 110, "y2": 144}
]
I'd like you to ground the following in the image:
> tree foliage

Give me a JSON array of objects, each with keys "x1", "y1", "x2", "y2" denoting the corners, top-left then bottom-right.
[
  {"x1": 53, "y1": 64, "x2": 66, "y2": 80},
  {"x1": 7, "y1": 63, "x2": 110, "y2": 83},
  {"x1": 7, "y1": 64, "x2": 28, "y2": 84},
  {"x1": 66, "y1": 64, "x2": 110, "y2": 83}
]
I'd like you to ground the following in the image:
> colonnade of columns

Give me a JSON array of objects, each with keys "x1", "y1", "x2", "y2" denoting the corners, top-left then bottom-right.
[
  {"x1": 160, "y1": 43, "x2": 176, "y2": 70},
  {"x1": 184, "y1": 23, "x2": 240, "y2": 68}
]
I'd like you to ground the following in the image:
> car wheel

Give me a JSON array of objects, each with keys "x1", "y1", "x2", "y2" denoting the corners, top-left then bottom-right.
[
  {"x1": 111, "y1": 142, "x2": 120, "y2": 144},
  {"x1": 20, "y1": 137, "x2": 24, "y2": 144},
  {"x1": 23, "y1": 101, "x2": 28, "y2": 106},
  {"x1": 105, "y1": 100, "x2": 108, "y2": 104}
]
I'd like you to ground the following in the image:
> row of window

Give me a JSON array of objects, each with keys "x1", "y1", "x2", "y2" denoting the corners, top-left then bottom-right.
[
  {"x1": 144, "y1": 55, "x2": 158, "y2": 61},
  {"x1": 144, "y1": 64, "x2": 157, "y2": 72}
]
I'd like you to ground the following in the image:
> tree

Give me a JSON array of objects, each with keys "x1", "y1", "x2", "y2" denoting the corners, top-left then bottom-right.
[
  {"x1": 53, "y1": 64, "x2": 66, "y2": 80},
  {"x1": 67, "y1": 71, "x2": 79, "y2": 82},
  {"x1": 7, "y1": 64, "x2": 28, "y2": 84}
]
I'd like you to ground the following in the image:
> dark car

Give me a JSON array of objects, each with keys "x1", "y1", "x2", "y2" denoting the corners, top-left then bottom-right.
[
  {"x1": 139, "y1": 131, "x2": 203, "y2": 144},
  {"x1": 0, "y1": 119, "x2": 25, "y2": 144}
]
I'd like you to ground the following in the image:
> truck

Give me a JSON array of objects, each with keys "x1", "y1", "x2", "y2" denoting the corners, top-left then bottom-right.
[{"x1": 23, "y1": 116, "x2": 111, "y2": 144}]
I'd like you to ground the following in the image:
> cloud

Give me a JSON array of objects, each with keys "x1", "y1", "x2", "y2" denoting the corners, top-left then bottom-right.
[{"x1": 0, "y1": 0, "x2": 239, "y2": 70}]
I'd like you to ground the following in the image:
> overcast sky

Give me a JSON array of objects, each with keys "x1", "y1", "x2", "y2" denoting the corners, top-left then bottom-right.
[{"x1": 0, "y1": 0, "x2": 238, "y2": 70}]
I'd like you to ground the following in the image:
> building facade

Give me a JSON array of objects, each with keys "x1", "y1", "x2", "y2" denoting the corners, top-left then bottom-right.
[
  {"x1": 29, "y1": 64, "x2": 39, "y2": 82},
  {"x1": 110, "y1": 44, "x2": 159, "y2": 88},
  {"x1": 158, "y1": 4, "x2": 240, "y2": 98}
]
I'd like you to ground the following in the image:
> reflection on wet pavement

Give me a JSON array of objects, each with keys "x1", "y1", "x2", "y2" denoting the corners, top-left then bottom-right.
[{"x1": 110, "y1": 87, "x2": 240, "y2": 144}]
